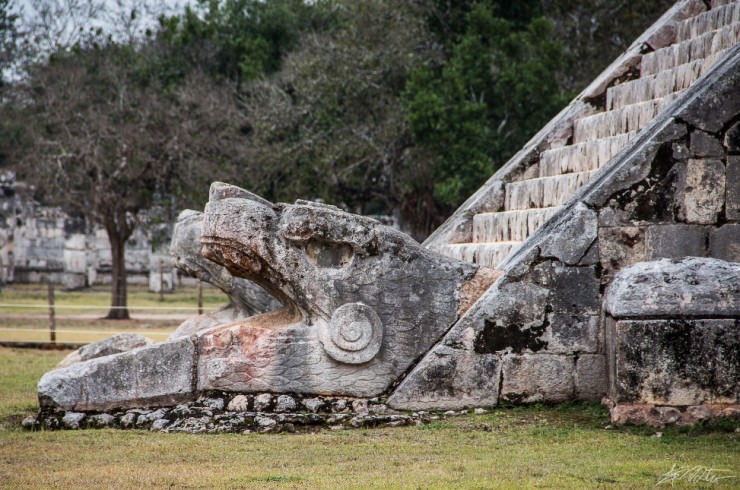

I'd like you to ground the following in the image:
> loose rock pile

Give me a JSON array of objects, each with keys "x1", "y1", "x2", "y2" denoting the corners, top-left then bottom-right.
[{"x1": 23, "y1": 392, "x2": 458, "y2": 434}]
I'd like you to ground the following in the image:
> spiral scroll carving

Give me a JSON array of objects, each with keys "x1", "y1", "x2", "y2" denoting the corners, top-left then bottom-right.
[{"x1": 320, "y1": 303, "x2": 383, "y2": 364}]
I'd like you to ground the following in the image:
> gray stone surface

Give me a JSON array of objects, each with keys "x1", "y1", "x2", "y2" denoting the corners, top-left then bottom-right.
[
  {"x1": 709, "y1": 224, "x2": 740, "y2": 261},
  {"x1": 677, "y1": 45, "x2": 740, "y2": 133},
  {"x1": 575, "y1": 355, "x2": 607, "y2": 400},
  {"x1": 57, "y1": 333, "x2": 154, "y2": 368},
  {"x1": 275, "y1": 395, "x2": 297, "y2": 413},
  {"x1": 598, "y1": 226, "x2": 647, "y2": 281},
  {"x1": 254, "y1": 393, "x2": 272, "y2": 412},
  {"x1": 725, "y1": 121, "x2": 740, "y2": 152},
  {"x1": 88, "y1": 413, "x2": 115, "y2": 428},
  {"x1": 38, "y1": 337, "x2": 196, "y2": 411},
  {"x1": 612, "y1": 319, "x2": 738, "y2": 405},
  {"x1": 500, "y1": 354, "x2": 575, "y2": 403},
  {"x1": 227, "y1": 395, "x2": 249, "y2": 412},
  {"x1": 605, "y1": 257, "x2": 740, "y2": 317},
  {"x1": 546, "y1": 313, "x2": 599, "y2": 354},
  {"x1": 727, "y1": 156, "x2": 740, "y2": 220},
  {"x1": 62, "y1": 412, "x2": 86, "y2": 430},
  {"x1": 645, "y1": 224, "x2": 707, "y2": 259},
  {"x1": 302, "y1": 398, "x2": 323, "y2": 413},
  {"x1": 168, "y1": 209, "x2": 280, "y2": 340},
  {"x1": 388, "y1": 347, "x2": 500, "y2": 410},
  {"x1": 689, "y1": 130, "x2": 724, "y2": 157},
  {"x1": 538, "y1": 203, "x2": 597, "y2": 265},
  {"x1": 677, "y1": 159, "x2": 725, "y2": 224}
]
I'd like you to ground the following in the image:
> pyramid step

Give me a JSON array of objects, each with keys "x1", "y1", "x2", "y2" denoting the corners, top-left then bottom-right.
[
  {"x1": 539, "y1": 132, "x2": 637, "y2": 178},
  {"x1": 641, "y1": 22, "x2": 740, "y2": 76},
  {"x1": 676, "y1": 1, "x2": 740, "y2": 43},
  {"x1": 607, "y1": 60, "x2": 704, "y2": 110},
  {"x1": 505, "y1": 172, "x2": 594, "y2": 211},
  {"x1": 574, "y1": 94, "x2": 679, "y2": 144},
  {"x1": 473, "y1": 207, "x2": 561, "y2": 243},
  {"x1": 443, "y1": 242, "x2": 521, "y2": 267}
]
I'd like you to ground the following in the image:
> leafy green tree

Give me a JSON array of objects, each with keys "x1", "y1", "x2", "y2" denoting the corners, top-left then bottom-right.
[
  {"x1": 157, "y1": 0, "x2": 338, "y2": 87},
  {"x1": 240, "y1": 0, "x2": 447, "y2": 238},
  {"x1": 403, "y1": 2, "x2": 568, "y2": 207},
  {"x1": 7, "y1": 40, "x2": 246, "y2": 318}
]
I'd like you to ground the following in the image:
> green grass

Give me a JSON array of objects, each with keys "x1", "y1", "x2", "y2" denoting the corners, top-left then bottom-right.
[
  {"x1": 0, "y1": 284, "x2": 229, "y2": 343},
  {"x1": 0, "y1": 283, "x2": 228, "y2": 315},
  {"x1": 0, "y1": 348, "x2": 737, "y2": 489}
]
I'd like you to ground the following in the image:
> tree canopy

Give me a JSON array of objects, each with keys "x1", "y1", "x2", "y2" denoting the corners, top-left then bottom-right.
[{"x1": 2, "y1": 0, "x2": 676, "y2": 245}]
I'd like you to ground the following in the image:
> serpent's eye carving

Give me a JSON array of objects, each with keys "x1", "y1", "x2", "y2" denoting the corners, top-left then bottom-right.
[{"x1": 320, "y1": 303, "x2": 383, "y2": 364}]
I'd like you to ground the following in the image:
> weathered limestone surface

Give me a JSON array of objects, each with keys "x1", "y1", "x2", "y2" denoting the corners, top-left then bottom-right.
[
  {"x1": 709, "y1": 223, "x2": 740, "y2": 262},
  {"x1": 500, "y1": 354, "x2": 575, "y2": 403},
  {"x1": 604, "y1": 257, "x2": 740, "y2": 318},
  {"x1": 611, "y1": 318, "x2": 738, "y2": 405},
  {"x1": 168, "y1": 210, "x2": 280, "y2": 339},
  {"x1": 57, "y1": 333, "x2": 154, "y2": 368},
  {"x1": 392, "y1": 44, "x2": 740, "y2": 411},
  {"x1": 38, "y1": 337, "x2": 196, "y2": 411},
  {"x1": 605, "y1": 258, "x2": 740, "y2": 425}
]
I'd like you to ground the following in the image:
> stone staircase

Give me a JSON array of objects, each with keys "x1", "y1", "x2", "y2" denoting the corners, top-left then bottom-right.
[{"x1": 439, "y1": 0, "x2": 740, "y2": 268}]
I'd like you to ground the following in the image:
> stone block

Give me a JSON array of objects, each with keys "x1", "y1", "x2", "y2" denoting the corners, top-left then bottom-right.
[
  {"x1": 689, "y1": 130, "x2": 724, "y2": 157},
  {"x1": 645, "y1": 224, "x2": 708, "y2": 259},
  {"x1": 598, "y1": 226, "x2": 646, "y2": 282},
  {"x1": 726, "y1": 156, "x2": 740, "y2": 220},
  {"x1": 709, "y1": 224, "x2": 740, "y2": 261},
  {"x1": 725, "y1": 121, "x2": 740, "y2": 152},
  {"x1": 604, "y1": 258, "x2": 740, "y2": 318},
  {"x1": 38, "y1": 337, "x2": 196, "y2": 412},
  {"x1": 547, "y1": 264, "x2": 600, "y2": 315},
  {"x1": 546, "y1": 313, "x2": 599, "y2": 354},
  {"x1": 677, "y1": 159, "x2": 725, "y2": 224},
  {"x1": 470, "y1": 281, "x2": 550, "y2": 355},
  {"x1": 678, "y1": 51, "x2": 740, "y2": 133},
  {"x1": 539, "y1": 202, "x2": 597, "y2": 265},
  {"x1": 387, "y1": 346, "x2": 500, "y2": 410},
  {"x1": 576, "y1": 355, "x2": 607, "y2": 400},
  {"x1": 612, "y1": 319, "x2": 738, "y2": 405},
  {"x1": 500, "y1": 354, "x2": 575, "y2": 403}
]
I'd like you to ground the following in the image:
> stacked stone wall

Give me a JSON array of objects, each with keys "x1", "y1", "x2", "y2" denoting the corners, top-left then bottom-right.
[{"x1": 388, "y1": 44, "x2": 740, "y2": 413}]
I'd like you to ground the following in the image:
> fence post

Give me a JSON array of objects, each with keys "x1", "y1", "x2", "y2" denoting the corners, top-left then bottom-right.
[
  {"x1": 197, "y1": 279, "x2": 203, "y2": 315},
  {"x1": 159, "y1": 259, "x2": 164, "y2": 302},
  {"x1": 48, "y1": 282, "x2": 56, "y2": 344}
]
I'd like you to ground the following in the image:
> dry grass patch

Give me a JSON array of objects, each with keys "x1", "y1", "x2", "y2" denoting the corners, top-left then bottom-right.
[{"x1": 1, "y1": 349, "x2": 738, "y2": 489}]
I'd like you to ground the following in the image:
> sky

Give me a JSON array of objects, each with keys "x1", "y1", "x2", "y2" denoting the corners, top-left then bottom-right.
[{"x1": 12, "y1": 0, "x2": 192, "y2": 49}]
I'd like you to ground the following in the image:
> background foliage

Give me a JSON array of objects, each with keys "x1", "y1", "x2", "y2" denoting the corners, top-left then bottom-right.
[{"x1": 1, "y1": 0, "x2": 675, "y2": 239}]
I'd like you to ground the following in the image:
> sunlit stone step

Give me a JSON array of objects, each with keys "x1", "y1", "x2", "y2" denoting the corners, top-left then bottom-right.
[
  {"x1": 473, "y1": 207, "x2": 561, "y2": 243},
  {"x1": 443, "y1": 242, "x2": 521, "y2": 267},
  {"x1": 641, "y1": 22, "x2": 740, "y2": 76},
  {"x1": 539, "y1": 132, "x2": 636, "y2": 177},
  {"x1": 676, "y1": 2, "x2": 740, "y2": 42},
  {"x1": 607, "y1": 61, "x2": 703, "y2": 110},
  {"x1": 574, "y1": 95, "x2": 678, "y2": 143},
  {"x1": 505, "y1": 172, "x2": 594, "y2": 211}
]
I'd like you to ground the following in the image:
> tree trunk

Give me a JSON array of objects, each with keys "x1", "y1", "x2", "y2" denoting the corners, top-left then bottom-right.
[{"x1": 106, "y1": 229, "x2": 130, "y2": 320}]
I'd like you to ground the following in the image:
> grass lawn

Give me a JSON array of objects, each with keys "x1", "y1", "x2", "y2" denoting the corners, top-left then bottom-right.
[
  {"x1": 0, "y1": 348, "x2": 737, "y2": 489},
  {"x1": 0, "y1": 284, "x2": 229, "y2": 344}
]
